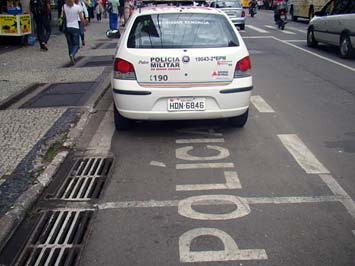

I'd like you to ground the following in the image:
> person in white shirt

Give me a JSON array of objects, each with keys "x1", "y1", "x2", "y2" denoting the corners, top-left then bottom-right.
[
  {"x1": 63, "y1": 0, "x2": 86, "y2": 65},
  {"x1": 74, "y1": 0, "x2": 88, "y2": 46}
]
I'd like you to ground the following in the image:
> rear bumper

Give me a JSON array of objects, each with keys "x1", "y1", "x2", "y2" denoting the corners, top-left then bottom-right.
[
  {"x1": 230, "y1": 17, "x2": 246, "y2": 25},
  {"x1": 112, "y1": 78, "x2": 252, "y2": 120}
]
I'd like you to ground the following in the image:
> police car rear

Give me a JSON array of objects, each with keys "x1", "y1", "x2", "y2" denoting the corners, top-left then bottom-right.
[{"x1": 112, "y1": 6, "x2": 252, "y2": 130}]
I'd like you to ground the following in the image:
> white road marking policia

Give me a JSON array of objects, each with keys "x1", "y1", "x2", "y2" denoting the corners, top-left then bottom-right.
[
  {"x1": 174, "y1": 132, "x2": 268, "y2": 262},
  {"x1": 250, "y1": 95, "x2": 275, "y2": 113}
]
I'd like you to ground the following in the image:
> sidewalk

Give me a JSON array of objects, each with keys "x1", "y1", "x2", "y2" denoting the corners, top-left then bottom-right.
[{"x1": 0, "y1": 16, "x2": 117, "y2": 250}]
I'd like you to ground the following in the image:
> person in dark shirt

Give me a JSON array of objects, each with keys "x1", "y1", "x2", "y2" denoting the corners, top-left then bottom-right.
[{"x1": 30, "y1": 0, "x2": 51, "y2": 51}]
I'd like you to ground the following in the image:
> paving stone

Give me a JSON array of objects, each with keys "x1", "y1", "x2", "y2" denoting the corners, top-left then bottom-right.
[{"x1": 0, "y1": 108, "x2": 66, "y2": 178}]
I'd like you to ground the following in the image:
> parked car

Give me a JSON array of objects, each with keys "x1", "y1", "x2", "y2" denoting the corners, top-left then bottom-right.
[
  {"x1": 209, "y1": 0, "x2": 246, "y2": 30},
  {"x1": 307, "y1": 0, "x2": 355, "y2": 58},
  {"x1": 111, "y1": 6, "x2": 252, "y2": 130}
]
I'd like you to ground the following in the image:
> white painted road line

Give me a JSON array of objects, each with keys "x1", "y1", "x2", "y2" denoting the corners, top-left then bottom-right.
[
  {"x1": 287, "y1": 27, "x2": 307, "y2": 34},
  {"x1": 176, "y1": 129, "x2": 223, "y2": 137},
  {"x1": 265, "y1": 25, "x2": 296, "y2": 34},
  {"x1": 243, "y1": 36, "x2": 273, "y2": 39},
  {"x1": 150, "y1": 161, "x2": 166, "y2": 167},
  {"x1": 246, "y1": 25, "x2": 269, "y2": 33},
  {"x1": 278, "y1": 134, "x2": 330, "y2": 174},
  {"x1": 176, "y1": 138, "x2": 225, "y2": 144},
  {"x1": 285, "y1": 40, "x2": 307, "y2": 43},
  {"x1": 96, "y1": 196, "x2": 340, "y2": 210},
  {"x1": 176, "y1": 163, "x2": 235, "y2": 169},
  {"x1": 250, "y1": 95, "x2": 275, "y2": 113},
  {"x1": 319, "y1": 174, "x2": 355, "y2": 219},
  {"x1": 176, "y1": 171, "x2": 242, "y2": 191},
  {"x1": 272, "y1": 36, "x2": 355, "y2": 73}
]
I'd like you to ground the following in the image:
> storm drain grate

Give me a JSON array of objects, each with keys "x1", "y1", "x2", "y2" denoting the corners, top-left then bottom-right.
[
  {"x1": 15, "y1": 210, "x2": 93, "y2": 266},
  {"x1": 50, "y1": 157, "x2": 112, "y2": 201}
]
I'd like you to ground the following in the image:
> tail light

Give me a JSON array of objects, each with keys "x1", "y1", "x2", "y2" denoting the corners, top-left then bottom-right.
[
  {"x1": 280, "y1": 10, "x2": 285, "y2": 15},
  {"x1": 241, "y1": 10, "x2": 245, "y2": 17},
  {"x1": 113, "y1": 58, "x2": 136, "y2": 80},
  {"x1": 234, "y1": 56, "x2": 251, "y2": 78}
]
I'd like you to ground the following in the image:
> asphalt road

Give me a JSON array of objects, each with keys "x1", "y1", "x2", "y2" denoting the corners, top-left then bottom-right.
[{"x1": 78, "y1": 10, "x2": 355, "y2": 266}]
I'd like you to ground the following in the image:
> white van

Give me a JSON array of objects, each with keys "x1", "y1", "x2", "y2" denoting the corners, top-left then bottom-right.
[{"x1": 307, "y1": 0, "x2": 355, "y2": 58}]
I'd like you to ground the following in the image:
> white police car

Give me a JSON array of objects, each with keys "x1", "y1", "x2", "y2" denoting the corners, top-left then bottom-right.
[{"x1": 111, "y1": 5, "x2": 252, "y2": 129}]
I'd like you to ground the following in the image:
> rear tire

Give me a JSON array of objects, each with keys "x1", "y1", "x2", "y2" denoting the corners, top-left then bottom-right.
[
  {"x1": 339, "y1": 34, "x2": 354, "y2": 59},
  {"x1": 114, "y1": 104, "x2": 132, "y2": 130},
  {"x1": 239, "y1": 24, "x2": 245, "y2": 30},
  {"x1": 307, "y1": 27, "x2": 318, "y2": 47},
  {"x1": 228, "y1": 109, "x2": 249, "y2": 128}
]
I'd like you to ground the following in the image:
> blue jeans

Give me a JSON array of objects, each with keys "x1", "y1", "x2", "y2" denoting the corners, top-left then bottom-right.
[
  {"x1": 109, "y1": 12, "x2": 118, "y2": 30},
  {"x1": 78, "y1": 21, "x2": 84, "y2": 43},
  {"x1": 65, "y1": 27, "x2": 80, "y2": 57}
]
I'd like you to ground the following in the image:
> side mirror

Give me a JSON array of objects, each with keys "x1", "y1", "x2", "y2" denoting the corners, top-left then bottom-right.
[{"x1": 106, "y1": 29, "x2": 121, "y2": 39}]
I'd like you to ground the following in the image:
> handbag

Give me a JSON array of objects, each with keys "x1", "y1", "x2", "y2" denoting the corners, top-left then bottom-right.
[{"x1": 58, "y1": 10, "x2": 67, "y2": 32}]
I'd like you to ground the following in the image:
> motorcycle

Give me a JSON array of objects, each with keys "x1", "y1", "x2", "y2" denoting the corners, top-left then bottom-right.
[
  {"x1": 249, "y1": 3, "x2": 257, "y2": 17},
  {"x1": 275, "y1": 8, "x2": 287, "y2": 30}
]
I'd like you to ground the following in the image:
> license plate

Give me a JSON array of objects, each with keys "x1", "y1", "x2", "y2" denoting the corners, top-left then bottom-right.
[{"x1": 168, "y1": 97, "x2": 206, "y2": 112}]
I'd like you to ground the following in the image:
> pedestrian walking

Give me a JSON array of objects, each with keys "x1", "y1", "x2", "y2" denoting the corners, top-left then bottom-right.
[
  {"x1": 62, "y1": 0, "x2": 86, "y2": 65},
  {"x1": 95, "y1": 0, "x2": 104, "y2": 21},
  {"x1": 107, "y1": 0, "x2": 119, "y2": 31},
  {"x1": 30, "y1": 0, "x2": 51, "y2": 51},
  {"x1": 118, "y1": 0, "x2": 124, "y2": 26},
  {"x1": 75, "y1": 0, "x2": 89, "y2": 46}
]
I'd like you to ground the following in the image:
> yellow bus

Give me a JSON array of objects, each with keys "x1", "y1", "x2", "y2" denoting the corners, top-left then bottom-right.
[
  {"x1": 241, "y1": 0, "x2": 250, "y2": 8},
  {"x1": 289, "y1": 0, "x2": 328, "y2": 21}
]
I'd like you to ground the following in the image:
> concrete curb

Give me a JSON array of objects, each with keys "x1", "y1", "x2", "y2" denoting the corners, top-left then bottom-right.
[{"x1": 0, "y1": 151, "x2": 68, "y2": 252}]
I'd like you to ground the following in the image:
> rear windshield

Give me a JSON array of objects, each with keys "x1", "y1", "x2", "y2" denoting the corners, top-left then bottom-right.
[
  {"x1": 127, "y1": 13, "x2": 239, "y2": 49},
  {"x1": 213, "y1": 1, "x2": 241, "y2": 8}
]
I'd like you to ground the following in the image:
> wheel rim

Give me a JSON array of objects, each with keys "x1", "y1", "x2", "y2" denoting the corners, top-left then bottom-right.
[
  {"x1": 341, "y1": 38, "x2": 349, "y2": 56},
  {"x1": 308, "y1": 30, "x2": 313, "y2": 43}
]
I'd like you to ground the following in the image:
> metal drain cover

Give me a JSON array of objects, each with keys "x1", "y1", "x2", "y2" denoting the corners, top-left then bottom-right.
[
  {"x1": 20, "y1": 82, "x2": 96, "y2": 108},
  {"x1": 47, "y1": 157, "x2": 113, "y2": 201},
  {"x1": 79, "y1": 56, "x2": 113, "y2": 68},
  {"x1": 14, "y1": 210, "x2": 93, "y2": 266}
]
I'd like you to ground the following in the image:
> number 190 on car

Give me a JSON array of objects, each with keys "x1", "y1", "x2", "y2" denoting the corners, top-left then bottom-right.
[{"x1": 168, "y1": 97, "x2": 206, "y2": 112}]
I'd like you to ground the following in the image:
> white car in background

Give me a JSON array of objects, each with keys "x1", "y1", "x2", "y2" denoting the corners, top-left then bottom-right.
[
  {"x1": 111, "y1": 5, "x2": 252, "y2": 130},
  {"x1": 307, "y1": 0, "x2": 355, "y2": 58}
]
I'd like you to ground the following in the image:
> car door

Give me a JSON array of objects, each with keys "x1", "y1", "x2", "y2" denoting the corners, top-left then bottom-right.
[
  {"x1": 325, "y1": 0, "x2": 351, "y2": 45},
  {"x1": 313, "y1": 0, "x2": 334, "y2": 43}
]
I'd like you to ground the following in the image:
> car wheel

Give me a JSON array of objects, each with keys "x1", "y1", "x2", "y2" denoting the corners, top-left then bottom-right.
[
  {"x1": 114, "y1": 104, "x2": 132, "y2": 130},
  {"x1": 339, "y1": 34, "x2": 354, "y2": 59},
  {"x1": 239, "y1": 24, "x2": 245, "y2": 30},
  {"x1": 228, "y1": 109, "x2": 249, "y2": 128},
  {"x1": 307, "y1": 27, "x2": 318, "y2": 48}
]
